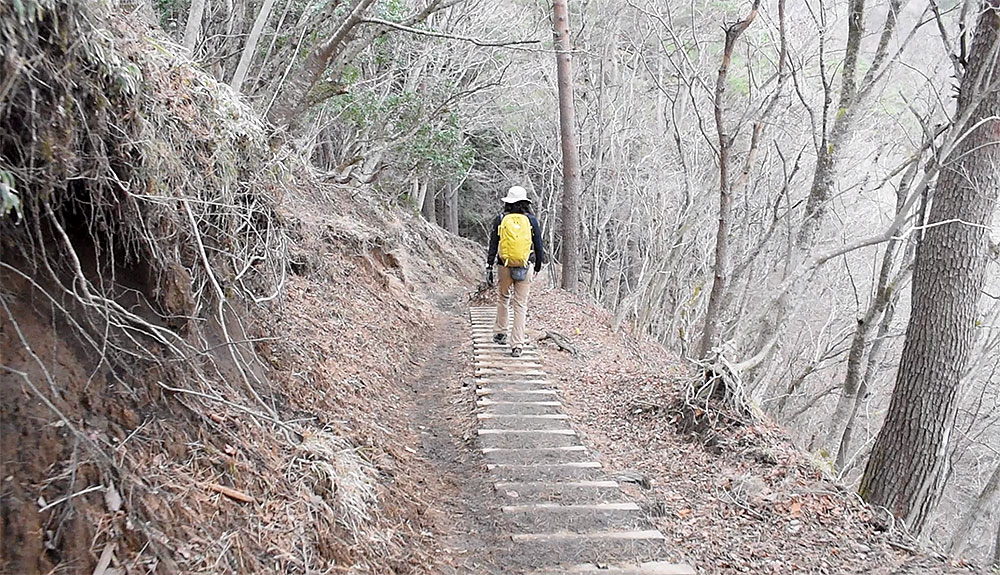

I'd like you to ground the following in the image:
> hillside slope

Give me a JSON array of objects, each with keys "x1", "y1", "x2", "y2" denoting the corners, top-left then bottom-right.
[
  {"x1": 527, "y1": 289, "x2": 985, "y2": 574},
  {"x1": 0, "y1": 1, "x2": 481, "y2": 572}
]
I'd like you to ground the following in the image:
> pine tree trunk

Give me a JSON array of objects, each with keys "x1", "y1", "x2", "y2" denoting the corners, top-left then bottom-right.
[
  {"x1": 859, "y1": 1, "x2": 1000, "y2": 534},
  {"x1": 182, "y1": 0, "x2": 207, "y2": 55},
  {"x1": 230, "y1": 0, "x2": 278, "y2": 93},
  {"x1": 552, "y1": 0, "x2": 581, "y2": 292},
  {"x1": 948, "y1": 462, "x2": 1000, "y2": 557}
]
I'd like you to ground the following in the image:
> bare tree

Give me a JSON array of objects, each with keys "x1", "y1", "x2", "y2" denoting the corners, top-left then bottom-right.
[
  {"x1": 269, "y1": 0, "x2": 371, "y2": 129},
  {"x1": 994, "y1": 519, "x2": 1000, "y2": 567},
  {"x1": 823, "y1": 153, "x2": 923, "y2": 462},
  {"x1": 553, "y1": 0, "x2": 582, "y2": 292},
  {"x1": 444, "y1": 184, "x2": 460, "y2": 234},
  {"x1": 700, "y1": 0, "x2": 762, "y2": 357},
  {"x1": 859, "y1": 0, "x2": 1000, "y2": 534},
  {"x1": 796, "y1": 0, "x2": 904, "y2": 252}
]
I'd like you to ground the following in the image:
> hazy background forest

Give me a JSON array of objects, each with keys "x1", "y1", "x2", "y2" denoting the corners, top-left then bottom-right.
[
  {"x1": 147, "y1": 0, "x2": 998, "y2": 562},
  {"x1": 2, "y1": 0, "x2": 998, "y2": 568}
]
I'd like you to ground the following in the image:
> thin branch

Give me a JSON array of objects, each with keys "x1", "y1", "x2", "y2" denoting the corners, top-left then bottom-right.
[{"x1": 359, "y1": 18, "x2": 541, "y2": 48}]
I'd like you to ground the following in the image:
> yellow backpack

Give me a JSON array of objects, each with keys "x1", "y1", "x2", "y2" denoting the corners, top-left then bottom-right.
[{"x1": 498, "y1": 213, "x2": 532, "y2": 267}]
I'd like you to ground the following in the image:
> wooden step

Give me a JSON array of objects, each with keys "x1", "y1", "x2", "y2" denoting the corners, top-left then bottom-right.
[
  {"x1": 477, "y1": 399, "x2": 562, "y2": 407},
  {"x1": 473, "y1": 343, "x2": 537, "y2": 351},
  {"x1": 502, "y1": 502, "x2": 650, "y2": 533},
  {"x1": 511, "y1": 529, "x2": 664, "y2": 543},
  {"x1": 478, "y1": 401, "x2": 564, "y2": 415},
  {"x1": 479, "y1": 414, "x2": 569, "y2": 420},
  {"x1": 477, "y1": 388, "x2": 556, "y2": 396},
  {"x1": 474, "y1": 354, "x2": 543, "y2": 362},
  {"x1": 487, "y1": 462, "x2": 604, "y2": 482},
  {"x1": 474, "y1": 362, "x2": 545, "y2": 372},
  {"x1": 479, "y1": 429, "x2": 576, "y2": 436},
  {"x1": 481, "y1": 446, "x2": 592, "y2": 465},
  {"x1": 478, "y1": 430, "x2": 582, "y2": 450},
  {"x1": 474, "y1": 381, "x2": 555, "y2": 391},
  {"x1": 477, "y1": 414, "x2": 572, "y2": 431},
  {"x1": 476, "y1": 370, "x2": 547, "y2": 379},
  {"x1": 478, "y1": 391, "x2": 561, "y2": 404},
  {"x1": 507, "y1": 530, "x2": 670, "y2": 566},
  {"x1": 495, "y1": 481, "x2": 627, "y2": 505},
  {"x1": 530, "y1": 562, "x2": 696, "y2": 575}
]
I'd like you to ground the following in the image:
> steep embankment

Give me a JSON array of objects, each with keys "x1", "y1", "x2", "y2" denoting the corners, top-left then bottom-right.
[{"x1": 0, "y1": 1, "x2": 480, "y2": 573}]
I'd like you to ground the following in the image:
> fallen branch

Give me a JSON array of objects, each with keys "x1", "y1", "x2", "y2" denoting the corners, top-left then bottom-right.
[
  {"x1": 540, "y1": 331, "x2": 578, "y2": 356},
  {"x1": 207, "y1": 483, "x2": 256, "y2": 504}
]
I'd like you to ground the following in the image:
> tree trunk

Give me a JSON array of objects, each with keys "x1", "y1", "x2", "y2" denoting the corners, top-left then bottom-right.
[
  {"x1": 994, "y1": 518, "x2": 1000, "y2": 567},
  {"x1": 948, "y1": 462, "x2": 1000, "y2": 557},
  {"x1": 444, "y1": 185, "x2": 459, "y2": 235},
  {"x1": 435, "y1": 190, "x2": 446, "y2": 228},
  {"x1": 824, "y1": 159, "x2": 920, "y2": 459},
  {"x1": 796, "y1": 0, "x2": 902, "y2": 251},
  {"x1": 835, "y1": 285, "x2": 900, "y2": 471},
  {"x1": 181, "y1": 0, "x2": 208, "y2": 56},
  {"x1": 553, "y1": 0, "x2": 582, "y2": 292},
  {"x1": 699, "y1": 0, "x2": 760, "y2": 358},
  {"x1": 796, "y1": 0, "x2": 862, "y2": 249},
  {"x1": 421, "y1": 180, "x2": 436, "y2": 224},
  {"x1": 230, "y1": 0, "x2": 278, "y2": 93},
  {"x1": 859, "y1": 1, "x2": 1000, "y2": 534}
]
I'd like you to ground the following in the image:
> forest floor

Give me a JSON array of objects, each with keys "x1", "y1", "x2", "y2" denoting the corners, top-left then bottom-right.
[
  {"x1": 354, "y1": 276, "x2": 990, "y2": 575},
  {"x1": 512, "y1": 288, "x2": 986, "y2": 575}
]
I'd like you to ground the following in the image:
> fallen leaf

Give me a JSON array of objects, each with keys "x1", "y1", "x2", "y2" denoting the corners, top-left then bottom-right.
[{"x1": 677, "y1": 508, "x2": 692, "y2": 518}]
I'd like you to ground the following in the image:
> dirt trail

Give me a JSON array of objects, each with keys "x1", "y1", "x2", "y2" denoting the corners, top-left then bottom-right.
[{"x1": 405, "y1": 294, "x2": 511, "y2": 574}]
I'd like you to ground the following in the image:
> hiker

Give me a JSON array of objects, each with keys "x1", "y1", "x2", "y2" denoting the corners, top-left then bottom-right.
[{"x1": 486, "y1": 186, "x2": 545, "y2": 357}]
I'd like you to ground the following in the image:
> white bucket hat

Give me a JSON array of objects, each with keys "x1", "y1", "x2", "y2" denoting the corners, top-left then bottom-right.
[{"x1": 501, "y1": 186, "x2": 531, "y2": 203}]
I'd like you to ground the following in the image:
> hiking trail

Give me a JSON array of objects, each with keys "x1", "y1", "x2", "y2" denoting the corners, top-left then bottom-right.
[{"x1": 467, "y1": 306, "x2": 696, "y2": 575}]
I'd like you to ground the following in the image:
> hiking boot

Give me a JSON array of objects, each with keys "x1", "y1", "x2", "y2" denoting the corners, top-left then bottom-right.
[
  {"x1": 493, "y1": 333, "x2": 508, "y2": 345},
  {"x1": 511, "y1": 347, "x2": 523, "y2": 358}
]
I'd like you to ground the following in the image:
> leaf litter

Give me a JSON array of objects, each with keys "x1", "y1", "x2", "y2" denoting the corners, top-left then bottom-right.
[{"x1": 527, "y1": 287, "x2": 984, "y2": 575}]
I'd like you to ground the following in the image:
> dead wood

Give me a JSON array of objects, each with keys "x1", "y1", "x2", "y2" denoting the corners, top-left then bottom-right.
[{"x1": 540, "y1": 330, "x2": 578, "y2": 356}]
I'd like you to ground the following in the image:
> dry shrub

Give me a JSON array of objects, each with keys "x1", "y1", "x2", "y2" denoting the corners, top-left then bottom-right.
[
  {"x1": 0, "y1": 1, "x2": 474, "y2": 573},
  {"x1": 296, "y1": 430, "x2": 379, "y2": 537}
]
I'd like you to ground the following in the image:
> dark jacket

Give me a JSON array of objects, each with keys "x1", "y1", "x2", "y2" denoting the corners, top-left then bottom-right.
[{"x1": 487, "y1": 212, "x2": 545, "y2": 272}]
